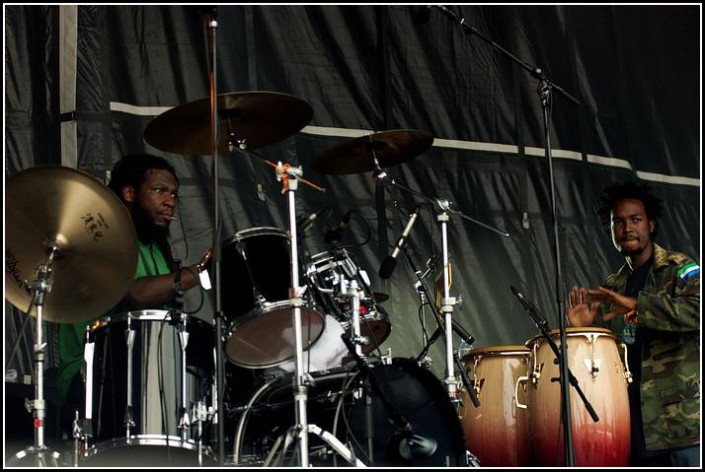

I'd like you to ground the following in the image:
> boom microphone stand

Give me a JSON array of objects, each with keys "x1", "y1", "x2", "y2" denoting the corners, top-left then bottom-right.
[{"x1": 428, "y1": 5, "x2": 581, "y2": 465}]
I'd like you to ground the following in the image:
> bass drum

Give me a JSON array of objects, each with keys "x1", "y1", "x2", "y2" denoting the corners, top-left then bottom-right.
[{"x1": 232, "y1": 358, "x2": 467, "y2": 467}]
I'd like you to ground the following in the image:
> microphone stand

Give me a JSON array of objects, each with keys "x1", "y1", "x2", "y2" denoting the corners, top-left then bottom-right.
[
  {"x1": 201, "y1": 9, "x2": 226, "y2": 465},
  {"x1": 430, "y1": 5, "x2": 581, "y2": 465}
]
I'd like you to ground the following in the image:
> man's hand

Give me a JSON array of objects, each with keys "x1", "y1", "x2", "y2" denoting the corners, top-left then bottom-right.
[
  {"x1": 587, "y1": 286, "x2": 637, "y2": 322},
  {"x1": 568, "y1": 286, "x2": 602, "y2": 327}
]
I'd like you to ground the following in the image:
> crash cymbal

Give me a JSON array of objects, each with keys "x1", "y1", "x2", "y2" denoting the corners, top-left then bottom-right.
[
  {"x1": 5, "y1": 166, "x2": 138, "y2": 323},
  {"x1": 143, "y1": 91, "x2": 313, "y2": 155},
  {"x1": 312, "y1": 129, "x2": 434, "y2": 175}
]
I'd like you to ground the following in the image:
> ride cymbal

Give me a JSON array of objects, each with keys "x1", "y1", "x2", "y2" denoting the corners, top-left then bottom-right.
[
  {"x1": 5, "y1": 166, "x2": 138, "y2": 323},
  {"x1": 143, "y1": 91, "x2": 313, "y2": 155},
  {"x1": 312, "y1": 129, "x2": 434, "y2": 175}
]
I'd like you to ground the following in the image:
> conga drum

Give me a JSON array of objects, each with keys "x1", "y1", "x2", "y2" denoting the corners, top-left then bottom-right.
[
  {"x1": 458, "y1": 345, "x2": 532, "y2": 467},
  {"x1": 521, "y1": 327, "x2": 631, "y2": 467}
]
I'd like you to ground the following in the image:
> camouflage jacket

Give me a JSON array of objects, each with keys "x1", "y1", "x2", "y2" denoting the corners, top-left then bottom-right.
[{"x1": 598, "y1": 243, "x2": 700, "y2": 452}]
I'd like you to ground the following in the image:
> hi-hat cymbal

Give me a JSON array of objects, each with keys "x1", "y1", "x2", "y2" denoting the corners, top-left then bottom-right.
[
  {"x1": 143, "y1": 91, "x2": 313, "y2": 155},
  {"x1": 5, "y1": 166, "x2": 138, "y2": 323},
  {"x1": 312, "y1": 129, "x2": 434, "y2": 175}
]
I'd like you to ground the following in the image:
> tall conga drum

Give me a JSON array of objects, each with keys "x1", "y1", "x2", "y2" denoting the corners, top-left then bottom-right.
[
  {"x1": 521, "y1": 327, "x2": 631, "y2": 467},
  {"x1": 458, "y1": 345, "x2": 532, "y2": 467}
]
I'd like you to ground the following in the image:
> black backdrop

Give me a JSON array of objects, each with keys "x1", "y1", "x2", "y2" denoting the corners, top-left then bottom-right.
[{"x1": 4, "y1": 3, "x2": 700, "y2": 427}]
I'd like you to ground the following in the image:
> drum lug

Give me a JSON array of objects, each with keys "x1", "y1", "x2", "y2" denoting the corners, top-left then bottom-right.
[
  {"x1": 515, "y1": 375, "x2": 529, "y2": 409},
  {"x1": 583, "y1": 358, "x2": 602, "y2": 380},
  {"x1": 619, "y1": 342, "x2": 633, "y2": 384}
]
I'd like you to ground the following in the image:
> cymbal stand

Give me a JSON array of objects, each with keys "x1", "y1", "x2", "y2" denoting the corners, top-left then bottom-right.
[
  {"x1": 266, "y1": 161, "x2": 364, "y2": 467},
  {"x1": 8, "y1": 248, "x2": 61, "y2": 467},
  {"x1": 406, "y1": 242, "x2": 479, "y2": 409},
  {"x1": 373, "y1": 166, "x2": 508, "y2": 403}
]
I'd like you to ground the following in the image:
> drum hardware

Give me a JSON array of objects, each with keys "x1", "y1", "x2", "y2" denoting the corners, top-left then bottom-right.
[
  {"x1": 6, "y1": 254, "x2": 62, "y2": 467},
  {"x1": 343, "y1": 135, "x2": 508, "y2": 404},
  {"x1": 5, "y1": 166, "x2": 138, "y2": 467},
  {"x1": 406, "y1": 240, "x2": 479, "y2": 409},
  {"x1": 249, "y1": 159, "x2": 361, "y2": 467},
  {"x1": 305, "y1": 248, "x2": 392, "y2": 357}
]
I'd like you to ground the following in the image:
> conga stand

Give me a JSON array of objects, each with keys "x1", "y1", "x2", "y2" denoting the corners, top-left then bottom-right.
[
  {"x1": 264, "y1": 162, "x2": 364, "y2": 467},
  {"x1": 8, "y1": 251, "x2": 61, "y2": 467}
]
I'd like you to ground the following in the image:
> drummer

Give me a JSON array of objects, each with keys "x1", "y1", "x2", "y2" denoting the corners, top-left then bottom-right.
[{"x1": 56, "y1": 154, "x2": 212, "y2": 436}]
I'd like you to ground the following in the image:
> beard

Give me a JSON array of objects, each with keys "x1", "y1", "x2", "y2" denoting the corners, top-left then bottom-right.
[
  {"x1": 131, "y1": 204, "x2": 170, "y2": 242},
  {"x1": 619, "y1": 239, "x2": 646, "y2": 257}
]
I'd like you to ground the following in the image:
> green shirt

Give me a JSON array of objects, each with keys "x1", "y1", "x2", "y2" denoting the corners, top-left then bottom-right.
[{"x1": 56, "y1": 240, "x2": 171, "y2": 397}]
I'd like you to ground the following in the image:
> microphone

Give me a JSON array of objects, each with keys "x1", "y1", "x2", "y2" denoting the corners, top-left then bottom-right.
[
  {"x1": 511, "y1": 285, "x2": 541, "y2": 315},
  {"x1": 413, "y1": 5, "x2": 432, "y2": 24},
  {"x1": 324, "y1": 210, "x2": 353, "y2": 244},
  {"x1": 379, "y1": 207, "x2": 421, "y2": 279},
  {"x1": 297, "y1": 207, "x2": 329, "y2": 233},
  {"x1": 451, "y1": 319, "x2": 475, "y2": 345},
  {"x1": 423, "y1": 317, "x2": 475, "y2": 349},
  {"x1": 389, "y1": 432, "x2": 438, "y2": 462}
]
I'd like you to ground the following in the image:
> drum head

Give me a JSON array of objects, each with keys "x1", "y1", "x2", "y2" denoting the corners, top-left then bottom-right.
[{"x1": 348, "y1": 358, "x2": 467, "y2": 467}]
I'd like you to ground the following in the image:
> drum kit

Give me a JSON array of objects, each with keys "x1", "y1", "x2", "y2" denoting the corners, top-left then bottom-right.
[{"x1": 5, "y1": 90, "x2": 632, "y2": 468}]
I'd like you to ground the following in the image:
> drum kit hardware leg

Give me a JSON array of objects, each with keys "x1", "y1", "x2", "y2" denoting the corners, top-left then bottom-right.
[
  {"x1": 260, "y1": 160, "x2": 363, "y2": 467},
  {"x1": 7, "y1": 252, "x2": 62, "y2": 467}
]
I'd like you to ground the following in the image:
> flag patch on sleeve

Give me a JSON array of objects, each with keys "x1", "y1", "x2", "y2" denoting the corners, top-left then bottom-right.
[{"x1": 678, "y1": 262, "x2": 700, "y2": 281}]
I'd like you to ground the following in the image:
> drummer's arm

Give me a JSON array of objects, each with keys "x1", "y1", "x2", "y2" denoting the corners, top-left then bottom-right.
[
  {"x1": 125, "y1": 265, "x2": 201, "y2": 309},
  {"x1": 124, "y1": 249, "x2": 212, "y2": 309}
]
